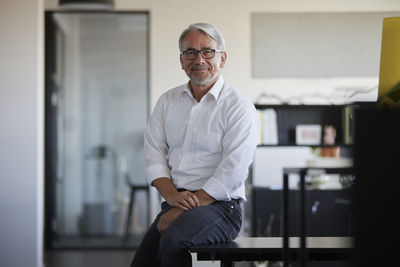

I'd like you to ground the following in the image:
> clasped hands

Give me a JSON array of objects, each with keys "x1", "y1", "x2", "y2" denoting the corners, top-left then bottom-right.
[
  {"x1": 157, "y1": 190, "x2": 200, "y2": 234},
  {"x1": 167, "y1": 190, "x2": 200, "y2": 211}
]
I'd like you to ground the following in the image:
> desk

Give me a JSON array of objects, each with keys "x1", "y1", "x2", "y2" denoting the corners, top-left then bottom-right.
[{"x1": 190, "y1": 237, "x2": 353, "y2": 267}]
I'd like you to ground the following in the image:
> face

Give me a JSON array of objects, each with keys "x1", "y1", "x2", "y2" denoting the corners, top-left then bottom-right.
[{"x1": 180, "y1": 30, "x2": 227, "y2": 87}]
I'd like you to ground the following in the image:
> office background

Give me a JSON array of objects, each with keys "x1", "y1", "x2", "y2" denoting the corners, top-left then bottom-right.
[{"x1": 1, "y1": 0, "x2": 400, "y2": 266}]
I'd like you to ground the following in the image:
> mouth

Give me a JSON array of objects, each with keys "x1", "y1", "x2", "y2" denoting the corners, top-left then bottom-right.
[{"x1": 191, "y1": 65, "x2": 209, "y2": 72}]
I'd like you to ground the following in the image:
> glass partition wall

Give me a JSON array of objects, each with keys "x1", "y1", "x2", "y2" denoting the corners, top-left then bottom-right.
[{"x1": 45, "y1": 12, "x2": 149, "y2": 248}]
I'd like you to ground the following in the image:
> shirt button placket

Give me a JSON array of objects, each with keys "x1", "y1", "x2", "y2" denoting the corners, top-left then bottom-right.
[
  {"x1": 189, "y1": 104, "x2": 200, "y2": 158},
  {"x1": 180, "y1": 103, "x2": 197, "y2": 169}
]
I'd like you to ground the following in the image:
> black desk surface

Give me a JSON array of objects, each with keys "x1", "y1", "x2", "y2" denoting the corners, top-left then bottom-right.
[{"x1": 190, "y1": 237, "x2": 353, "y2": 262}]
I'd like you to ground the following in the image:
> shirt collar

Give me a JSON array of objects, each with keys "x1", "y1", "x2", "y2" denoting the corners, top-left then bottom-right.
[{"x1": 183, "y1": 75, "x2": 225, "y2": 102}]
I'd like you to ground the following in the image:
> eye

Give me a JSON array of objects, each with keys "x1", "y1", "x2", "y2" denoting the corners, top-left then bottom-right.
[
  {"x1": 203, "y1": 49, "x2": 213, "y2": 56},
  {"x1": 185, "y1": 50, "x2": 195, "y2": 56}
]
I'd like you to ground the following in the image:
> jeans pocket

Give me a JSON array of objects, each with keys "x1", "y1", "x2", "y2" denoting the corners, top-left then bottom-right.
[
  {"x1": 226, "y1": 200, "x2": 242, "y2": 218},
  {"x1": 222, "y1": 201, "x2": 242, "y2": 240}
]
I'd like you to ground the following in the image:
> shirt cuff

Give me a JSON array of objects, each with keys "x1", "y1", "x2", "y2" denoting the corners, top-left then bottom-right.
[
  {"x1": 146, "y1": 164, "x2": 171, "y2": 185},
  {"x1": 202, "y1": 177, "x2": 231, "y2": 201}
]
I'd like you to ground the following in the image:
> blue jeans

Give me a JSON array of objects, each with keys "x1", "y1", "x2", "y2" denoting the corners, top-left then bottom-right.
[{"x1": 130, "y1": 199, "x2": 242, "y2": 267}]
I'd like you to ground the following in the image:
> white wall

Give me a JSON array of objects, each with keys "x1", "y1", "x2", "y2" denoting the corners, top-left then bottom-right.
[
  {"x1": 46, "y1": 0, "x2": 400, "y2": 107},
  {"x1": 0, "y1": 0, "x2": 44, "y2": 267}
]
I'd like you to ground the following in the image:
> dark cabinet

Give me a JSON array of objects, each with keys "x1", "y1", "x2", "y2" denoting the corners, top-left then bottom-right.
[{"x1": 252, "y1": 188, "x2": 352, "y2": 237}]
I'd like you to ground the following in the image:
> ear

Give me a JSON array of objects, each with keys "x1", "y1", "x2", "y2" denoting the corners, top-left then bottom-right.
[
  {"x1": 220, "y1": 51, "x2": 227, "y2": 68},
  {"x1": 180, "y1": 54, "x2": 184, "y2": 69}
]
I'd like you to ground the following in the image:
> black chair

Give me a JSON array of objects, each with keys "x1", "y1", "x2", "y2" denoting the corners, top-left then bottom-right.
[{"x1": 124, "y1": 173, "x2": 149, "y2": 242}]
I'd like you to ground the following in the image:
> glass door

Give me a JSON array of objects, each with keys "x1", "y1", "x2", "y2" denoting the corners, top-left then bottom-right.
[{"x1": 45, "y1": 12, "x2": 149, "y2": 248}]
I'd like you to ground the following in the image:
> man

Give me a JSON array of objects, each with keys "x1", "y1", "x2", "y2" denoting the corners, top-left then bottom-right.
[{"x1": 130, "y1": 23, "x2": 259, "y2": 267}]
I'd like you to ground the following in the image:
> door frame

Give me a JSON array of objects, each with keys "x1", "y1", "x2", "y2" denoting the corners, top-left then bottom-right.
[{"x1": 44, "y1": 10, "x2": 150, "y2": 249}]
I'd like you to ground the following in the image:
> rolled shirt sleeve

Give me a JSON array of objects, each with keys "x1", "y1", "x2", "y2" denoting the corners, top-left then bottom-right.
[{"x1": 144, "y1": 95, "x2": 171, "y2": 185}]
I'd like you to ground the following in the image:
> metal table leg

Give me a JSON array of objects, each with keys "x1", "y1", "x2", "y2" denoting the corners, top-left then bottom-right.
[
  {"x1": 283, "y1": 172, "x2": 289, "y2": 267},
  {"x1": 220, "y1": 256, "x2": 233, "y2": 267}
]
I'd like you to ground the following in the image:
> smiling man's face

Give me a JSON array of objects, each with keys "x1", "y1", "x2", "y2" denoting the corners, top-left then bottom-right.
[{"x1": 180, "y1": 30, "x2": 226, "y2": 87}]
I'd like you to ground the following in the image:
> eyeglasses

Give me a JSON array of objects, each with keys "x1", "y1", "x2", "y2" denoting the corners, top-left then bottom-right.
[{"x1": 181, "y1": 48, "x2": 224, "y2": 60}]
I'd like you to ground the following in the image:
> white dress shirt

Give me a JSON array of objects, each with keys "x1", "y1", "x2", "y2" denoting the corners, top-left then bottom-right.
[{"x1": 144, "y1": 76, "x2": 259, "y2": 201}]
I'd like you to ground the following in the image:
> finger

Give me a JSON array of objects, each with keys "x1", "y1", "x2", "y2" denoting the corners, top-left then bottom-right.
[
  {"x1": 177, "y1": 202, "x2": 189, "y2": 211},
  {"x1": 178, "y1": 195, "x2": 193, "y2": 209},
  {"x1": 181, "y1": 191, "x2": 198, "y2": 208},
  {"x1": 185, "y1": 196, "x2": 197, "y2": 208},
  {"x1": 182, "y1": 199, "x2": 194, "y2": 209},
  {"x1": 191, "y1": 194, "x2": 200, "y2": 207}
]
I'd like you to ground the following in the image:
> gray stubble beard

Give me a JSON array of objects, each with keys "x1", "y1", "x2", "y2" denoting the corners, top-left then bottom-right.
[{"x1": 189, "y1": 72, "x2": 219, "y2": 86}]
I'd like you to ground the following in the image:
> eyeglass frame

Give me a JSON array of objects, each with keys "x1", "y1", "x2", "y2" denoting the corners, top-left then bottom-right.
[{"x1": 180, "y1": 48, "x2": 224, "y2": 60}]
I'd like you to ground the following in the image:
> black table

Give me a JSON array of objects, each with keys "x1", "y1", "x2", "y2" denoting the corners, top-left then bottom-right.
[
  {"x1": 282, "y1": 167, "x2": 354, "y2": 267},
  {"x1": 190, "y1": 237, "x2": 353, "y2": 267}
]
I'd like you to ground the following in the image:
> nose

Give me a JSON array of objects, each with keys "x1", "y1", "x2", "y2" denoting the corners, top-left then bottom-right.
[{"x1": 193, "y1": 52, "x2": 205, "y2": 63}]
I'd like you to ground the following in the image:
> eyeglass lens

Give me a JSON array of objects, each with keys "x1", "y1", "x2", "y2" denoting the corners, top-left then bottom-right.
[{"x1": 183, "y1": 49, "x2": 215, "y2": 60}]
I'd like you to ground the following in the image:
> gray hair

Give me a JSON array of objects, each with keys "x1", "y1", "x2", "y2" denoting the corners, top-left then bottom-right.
[{"x1": 179, "y1": 23, "x2": 225, "y2": 51}]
